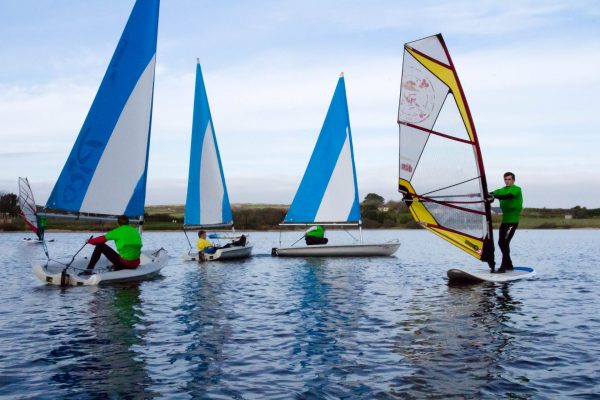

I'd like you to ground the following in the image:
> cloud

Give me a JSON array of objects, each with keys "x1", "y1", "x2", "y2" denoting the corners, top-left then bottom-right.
[{"x1": 1, "y1": 1, "x2": 599, "y2": 208}]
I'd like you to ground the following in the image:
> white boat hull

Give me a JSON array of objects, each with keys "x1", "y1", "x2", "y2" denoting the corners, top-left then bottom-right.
[
  {"x1": 32, "y1": 248, "x2": 169, "y2": 286},
  {"x1": 183, "y1": 245, "x2": 253, "y2": 261},
  {"x1": 272, "y1": 241, "x2": 400, "y2": 257}
]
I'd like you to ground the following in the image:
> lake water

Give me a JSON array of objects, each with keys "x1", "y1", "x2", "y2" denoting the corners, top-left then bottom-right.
[{"x1": 0, "y1": 229, "x2": 599, "y2": 398}]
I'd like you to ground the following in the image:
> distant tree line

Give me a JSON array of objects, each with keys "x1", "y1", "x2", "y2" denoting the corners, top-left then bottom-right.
[
  {"x1": 0, "y1": 193, "x2": 19, "y2": 216},
  {"x1": 3, "y1": 189, "x2": 600, "y2": 232},
  {"x1": 523, "y1": 206, "x2": 600, "y2": 219}
]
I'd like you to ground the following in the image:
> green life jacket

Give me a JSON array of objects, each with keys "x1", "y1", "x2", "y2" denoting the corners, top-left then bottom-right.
[
  {"x1": 306, "y1": 225, "x2": 325, "y2": 238},
  {"x1": 105, "y1": 225, "x2": 143, "y2": 260},
  {"x1": 492, "y1": 185, "x2": 523, "y2": 223}
]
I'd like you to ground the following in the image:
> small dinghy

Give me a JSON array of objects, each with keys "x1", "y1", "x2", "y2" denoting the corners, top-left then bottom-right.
[
  {"x1": 180, "y1": 60, "x2": 252, "y2": 262},
  {"x1": 184, "y1": 245, "x2": 253, "y2": 262},
  {"x1": 272, "y1": 74, "x2": 400, "y2": 257},
  {"x1": 32, "y1": 0, "x2": 169, "y2": 285},
  {"x1": 33, "y1": 248, "x2": 168, "y2": 286}
]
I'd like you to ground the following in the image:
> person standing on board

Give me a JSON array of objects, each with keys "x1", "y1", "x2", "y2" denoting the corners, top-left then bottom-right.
[
  {"x1": 488, "y1": 172, "x2": 523, "y2": 273},
  {"x1": 305, "y1": 225, "x2": 328, "y2": 245},
  {"x1": 84, "y1": 215, "x2": 142, "y2": 273}
]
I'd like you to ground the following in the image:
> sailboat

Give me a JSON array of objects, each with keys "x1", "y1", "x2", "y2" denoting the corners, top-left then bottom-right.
[
  {"x1": 182, "y1": 60, "x2": 252, "y2": 262},
  {"x1": 18, "y1": 177, "x2": 49, "y2": 242},
  {"x1": 272, "y1": 74, "x2": 400, "y2": 257},
  {"x1": 32, "y1": 0, "x2": 169, "y2": 285},
  {"x1": 398, "y1": 34, "x2": 535, "y2": 283}
]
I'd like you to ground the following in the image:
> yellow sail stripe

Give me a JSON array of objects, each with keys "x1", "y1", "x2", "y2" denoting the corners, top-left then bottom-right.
[
  {"x1": 406, "y1": 47, "x2": 475, "y2": 142},
  {"x1": 400, "y1": 178, "x2": 483, "y2": 259}
]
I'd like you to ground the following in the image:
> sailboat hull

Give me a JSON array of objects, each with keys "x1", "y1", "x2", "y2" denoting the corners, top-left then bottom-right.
[
  {"x1": 183, "y1": 245, "x2": 253, "y2": 262},
  {"x1": 32, "y1": 248, "x2": 169, "y2": 286},
  {"x1": 273, "y1": 241, "x2": 400, "y2": 257}
]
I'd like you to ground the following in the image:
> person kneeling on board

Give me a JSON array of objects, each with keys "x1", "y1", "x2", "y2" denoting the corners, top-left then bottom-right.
[
  {"x1": 305, "y1": 225, "x2": 328, "y2": 246},
  {"x1": 487, "y1": 172, "x2": 523, "y2": 273},
  {"x1": 83, "y1": 215, "x2": 142, "y2": 274}
]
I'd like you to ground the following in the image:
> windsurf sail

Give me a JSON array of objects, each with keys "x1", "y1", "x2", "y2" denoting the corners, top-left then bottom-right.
[
  {"x1": 18, "y1": 177, "x2": 43, "y2": 240},
  {"x1": 184, "y1": 60, "x2": 233, "y2": 228},
  {"x1": 398, "y1": 34, "x2": 494, "y2": 264},
  {"x1": 284, "y1": 73, "x2": 361, "y2": 225},
  {"x1": 45, "y1": 0, "x2": 160, "y2": 221}
]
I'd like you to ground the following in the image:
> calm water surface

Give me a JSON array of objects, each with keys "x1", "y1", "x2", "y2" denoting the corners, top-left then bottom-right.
[{"x1": 0, "y1": 229, "x2": 599, "y2": 398}]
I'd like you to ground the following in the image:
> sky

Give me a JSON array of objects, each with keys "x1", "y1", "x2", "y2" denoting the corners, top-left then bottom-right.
[{"x1": 0, "y1": 0, "x2": 599, "y2": 208}]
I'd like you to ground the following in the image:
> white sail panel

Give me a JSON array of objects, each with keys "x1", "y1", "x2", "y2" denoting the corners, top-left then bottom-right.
[
  {"x1": 399, "y1": 124, "x2": 429, "y2": 182},
  {"x1": 199, "y1": 122, "x2": 225, "y2": 225},
  {"x1": 399, "y1": 51, "x2": 449, "y2": 130},
  {"x1": 80, "y1": 56, "x2": 155, "y2": 215},
  {"x1": 407, "y1": 35, "x2": 450, "y2": 66},
  {"x1": 314, "y1": 133, "x2": 355, "y2": 222},
  {"x1": 434, "y1": 96, "x2": 473, "y2": 142}
]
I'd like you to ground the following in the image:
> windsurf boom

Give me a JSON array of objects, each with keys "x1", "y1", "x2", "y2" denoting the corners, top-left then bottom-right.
[{"x1": 398, "y1": 34, "x2": 494, "y2": 265}]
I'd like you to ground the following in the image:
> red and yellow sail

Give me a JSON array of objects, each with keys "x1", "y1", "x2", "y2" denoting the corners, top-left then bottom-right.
[{"x1": 398, "y1": 34, "x2": 494, "y2": 262}]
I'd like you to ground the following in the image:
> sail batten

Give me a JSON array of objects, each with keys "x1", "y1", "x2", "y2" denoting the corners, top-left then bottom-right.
[
  {"x1": 284, "y1": 76, "x2": 360, "y2": 224},
  {"x1": 45, "y1": 0, "x2": 159, "y2": 219},
  {"x1": 399, "y1": 34, "x2": 494, "y2": 263},
  {"x1": 184, "y1": 62, "x2": 232, "y2": 227}
]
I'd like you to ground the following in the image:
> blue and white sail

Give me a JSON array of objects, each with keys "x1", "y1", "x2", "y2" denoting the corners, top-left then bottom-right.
[
  {"x1": 45, "y1": 0, "x2": 159, "y2": 218},
  {"x1": 184, "y1": 61, "x2": 233, "y2": 227},
  {"x1": 284, "y1": 74, "x2": 361, "y2": 224}
]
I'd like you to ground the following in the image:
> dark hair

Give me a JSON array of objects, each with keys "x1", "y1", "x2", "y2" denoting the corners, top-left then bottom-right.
[
  {"x1": 504, "y1": 172, "x2": 515, "y2": 180},
  {"x1": 198, "y1": 230, "x2": 206, "y2": 238},
  {"x1": 117, "y1": 215, "x2": 129, "y2": 225}
]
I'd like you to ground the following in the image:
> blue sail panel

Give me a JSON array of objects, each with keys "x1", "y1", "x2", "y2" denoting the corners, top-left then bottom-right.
[
  {"x1": 46, "y1": 0, "x2": 159, "y2": 218},
  {"x1": 284, "y1": 76, "x2": 360, "y2": 224},
  {"x1": 184, "y1": 62, "x2": 233, "y2": 227}
]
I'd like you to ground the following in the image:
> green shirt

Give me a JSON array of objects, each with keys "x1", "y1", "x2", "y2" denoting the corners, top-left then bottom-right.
[
  {"x1": 105, "y1": 225, "x2": 142, "y2": 260},
  {"x1": 306, "y1": 225, "x2": 325, "y2": 238},
  {"x1": 492, "y1": 185, "x2": 523, "y2": 223}
]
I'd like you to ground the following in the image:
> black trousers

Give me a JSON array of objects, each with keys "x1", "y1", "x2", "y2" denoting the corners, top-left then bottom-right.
[
  {"x1": 86, "y1": 243, "x2": 137, "y2": 271},
  {"x1": 305, "y1": 236, "x2": 328, "y2": 246},
  {"x1": 498, "y1": 223, "x2": 518, "y2": 269}
]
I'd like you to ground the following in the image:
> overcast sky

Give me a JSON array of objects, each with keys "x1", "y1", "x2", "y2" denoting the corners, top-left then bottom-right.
[{"x1": 1, "y1": 0, "x2": 599, "y2": 208}]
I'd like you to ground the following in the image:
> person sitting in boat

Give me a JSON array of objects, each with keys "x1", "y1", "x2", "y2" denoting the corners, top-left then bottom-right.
[
  {"x1": 305, "y1": 225, "x2": 328, "y2": 245},
  {"x1": 487, "y1": 172, "x2": 523, "y2": 273},
  {"x1": 197, "y1": 230, "x2": 217, "y2": 254},
  {"x1": 84, "y1": 215, "x2": 142, "y2": 273}
]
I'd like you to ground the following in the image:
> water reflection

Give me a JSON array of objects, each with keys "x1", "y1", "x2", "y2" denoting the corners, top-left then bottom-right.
[
  {"x1": 177, "y1": 263, "x2": 230, "y2": 398},
  {"x1": 391, "y1": 281, "x2": 528, "y2": 397},
  {"x1": 291, "y1": 258, "x2": 367, "y2": 398},
  {"x1": 46, "y1": 285, "x2": 157, "y2": 398}
]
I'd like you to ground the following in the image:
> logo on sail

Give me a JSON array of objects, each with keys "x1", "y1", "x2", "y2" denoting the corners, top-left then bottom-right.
[
  {"x1": 401, "y1": 163, "x2": 413, "y2": 173},
  {"x1": 464, "y1": 239, "x2": 481, "y2": 253},
  {"x1": 399, "y1": 67, "x2": 435, "y2": 123}
]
